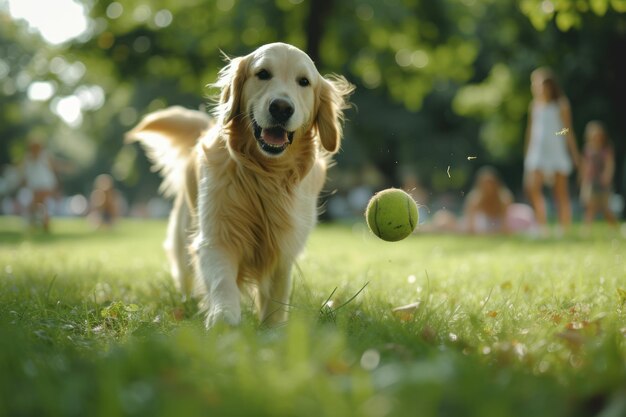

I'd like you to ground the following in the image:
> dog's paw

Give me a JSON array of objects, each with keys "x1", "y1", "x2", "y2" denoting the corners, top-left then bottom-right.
[{"x1": 205, "y1": 307, "x2": 241, "y2": 329}]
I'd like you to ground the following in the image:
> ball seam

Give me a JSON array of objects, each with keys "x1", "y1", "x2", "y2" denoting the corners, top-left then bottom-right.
[
  {"x1": 407, "y1": 197, "x2": 415, "y2": 231},
  {"x1": 372, "y1": 199, "x2": 381, "y2": 237}
]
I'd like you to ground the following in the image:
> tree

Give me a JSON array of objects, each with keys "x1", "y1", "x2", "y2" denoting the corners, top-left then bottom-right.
[{"x1": 2, "y1": 0, "x2": 625, "y2": 218}]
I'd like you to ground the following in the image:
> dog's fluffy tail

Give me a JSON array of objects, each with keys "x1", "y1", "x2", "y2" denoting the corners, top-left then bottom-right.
[{"x1": 125, "y1": 106, "x2": 213, "y2": 197}]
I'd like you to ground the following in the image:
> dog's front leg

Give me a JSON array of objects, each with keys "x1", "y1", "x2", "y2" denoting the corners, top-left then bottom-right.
[
  {"x1": 258, "y1": 260, "x2": 293, "y2": 326},
  {"x1": 193, "y1": 238, "x2": 241, "y2": 329}
]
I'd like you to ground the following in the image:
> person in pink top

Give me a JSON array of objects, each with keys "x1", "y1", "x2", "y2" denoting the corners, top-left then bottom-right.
[
  {"x1": 580, "y1": 121, "x2": 618, "y2": 231},
  {"x1": 464, "y1": 167, "x2": 513, "y2": 235},
  {"x1": 524, "y1": 67, "x2": 580, "y2": 236}
]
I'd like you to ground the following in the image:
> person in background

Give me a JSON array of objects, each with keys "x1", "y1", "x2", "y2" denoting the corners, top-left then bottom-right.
[
  {"x1": 21, "y1": 140, "x2": 58, "y2": 232},
  {"x1": 580, "y1": 121, "x2": 618, "y2": 231},
  {"x1": 464, "y1": 166, "x2": 513, "y2": 234},
  {"x1": 524, "y1": 67, "x2": 580, "y2": 237},
  {"x1": 88, "y1": 174, "x2": 120, "y2": 229}
]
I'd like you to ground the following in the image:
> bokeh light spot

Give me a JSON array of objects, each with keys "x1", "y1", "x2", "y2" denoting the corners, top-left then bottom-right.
[
  {"x1": 154, "y1": 9, "x2": 173, "y2": 28},
  {"x1": 106, "y1": 2, "x2": 123, "y2": 19},
  {"x1": 356, "y1": 4, "x2": 374, "y2": 21},
  {"x1": 27, "y1": 81, "x2": 56, "y2": 101},
  {"x1": 133, "y1": 5, "x2": 152, "y2": 23},
  {"x1": 133, "y1": 36, "x2": 151, "y2": 53},
  {"x1": 360, "y1": 349, "x2": 381, "y2": 371}
]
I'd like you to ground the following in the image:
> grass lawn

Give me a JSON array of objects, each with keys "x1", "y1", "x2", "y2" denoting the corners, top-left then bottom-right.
[{"x1": 1, "y1": 216, "x2": 625, "y2": 417}]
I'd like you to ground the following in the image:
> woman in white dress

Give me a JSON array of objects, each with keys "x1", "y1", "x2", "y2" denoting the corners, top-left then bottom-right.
[{"x1": 524, "y1": 67, "x2": 580, "y2": 235}]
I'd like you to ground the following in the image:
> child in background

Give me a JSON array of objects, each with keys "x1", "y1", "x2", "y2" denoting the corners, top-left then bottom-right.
[
  {"x1": 524, "y1": 67, "x2": 580, "y2": 237},
  {"x1": 464, "y1": 166, "x2": 513, "y2": 234},
  {"x1": 89, "y1": 174, "x2": 120, "y2": 229},
  {"x1": 22, "y1": 140, "x2": 58, "y2": 232},
  {"x1": 580, "y1": 121, "x2": 618, "y2": 230}
]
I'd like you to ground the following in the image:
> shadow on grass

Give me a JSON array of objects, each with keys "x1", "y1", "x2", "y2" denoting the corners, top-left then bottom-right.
[
  {"x1": 0, "y1": 216, "x2": 96, "y2": 245},
  {"x1": 0, "y1": 216, "x2": 167, "y2": 247},
  {"x1": 0, "y1": 229, "x2": 98, "y2": 246}
]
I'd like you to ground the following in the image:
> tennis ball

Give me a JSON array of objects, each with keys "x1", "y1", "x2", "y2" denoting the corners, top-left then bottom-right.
[{"x1": 365, "y1": 188, "x2": 418, "y2": 242}]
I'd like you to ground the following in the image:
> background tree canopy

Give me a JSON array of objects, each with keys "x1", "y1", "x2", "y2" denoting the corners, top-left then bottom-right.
[{"x1": 1, "y1": 0, "x2": 625, "y2": 217}]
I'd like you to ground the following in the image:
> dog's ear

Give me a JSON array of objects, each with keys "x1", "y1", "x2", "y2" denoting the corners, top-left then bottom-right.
[
  {"x1": 315, "y1": 75, "x2": 354, "y2": 153},
  {"x1": 214, "y1": 55, "x2": 249, "y2": 124}
]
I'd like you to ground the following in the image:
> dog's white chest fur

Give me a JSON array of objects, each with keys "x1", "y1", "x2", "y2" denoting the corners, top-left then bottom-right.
[{"x1": 194, "y1": 143, "x2": 322, "y2": 283}]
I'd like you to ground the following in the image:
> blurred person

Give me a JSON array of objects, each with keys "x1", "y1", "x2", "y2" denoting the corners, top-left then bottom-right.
[
  {"x1": 20, "y1": 139, "x2": 58, "y2": 232},
  {"x1": 88, "y1": 174, "x2": 120, "y2": 228},
  {"x1": 524, "y1": 67, "x2": 580, "y2": 237},
  {"x1": 463, "y1": 166, "x2": 513, "y2": 234},
  {"x1": 429, "y1": 209, "x2": 459, "y2": 233},
  {"x1": 0, "y1": 164, "x2": 20, "y2": 196},
  {"x1": 580, "y1": 121, "x2": 618, "y2": 231},
  {"x1": 506, "y1": 203, "x2": 536, "y2": 234},
  {"x1": 0, "y1": 164, "x2": 21, "y2": 215}
]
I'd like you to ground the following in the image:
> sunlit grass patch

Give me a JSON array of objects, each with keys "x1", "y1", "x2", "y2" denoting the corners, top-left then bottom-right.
[{"x1": 0, "y1": 217, "x2": 625, "y2": 416}]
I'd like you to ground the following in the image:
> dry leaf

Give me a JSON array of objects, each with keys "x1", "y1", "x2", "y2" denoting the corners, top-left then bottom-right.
[
  {"x1": 500, "y1": 281, "x2": 512, "y2": 290},
  {"x1": 556, "y1": 329, "x2": 585, "y2": 347},
  {"x1": 392, "y1": 301, "x2": 421, "y2": 321}
]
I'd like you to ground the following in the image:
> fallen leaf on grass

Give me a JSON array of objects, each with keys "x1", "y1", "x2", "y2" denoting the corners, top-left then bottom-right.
[
  {"x1": 566, "y1": 321, "x2": 588, "y2": 330},
  {"x1": 556, "y1": 320, "x2": 602, "y2": 348},
  {"x1": 383, "y1": 343, "x2": 413, "y2": 360},
  {"x1": 556, "y1": 329, "x2": 585, "y2": 348},
  {"x1": 171, "y1": 307, "x2": 185, "y2": 321},
  {"x1": 421, "y1": 325, "x2": 437, "y2": 343},
  {"x1": 392, "y1": 302, "x2": 421, "y2": 321},
  {"x1": 486, "y1": 310, "x2": 498, "y2": 318}
]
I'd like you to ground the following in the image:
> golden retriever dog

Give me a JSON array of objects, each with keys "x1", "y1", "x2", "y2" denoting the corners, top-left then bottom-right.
[{"x1": 126, "y1": 43, "x2": 353, "y2": 328}]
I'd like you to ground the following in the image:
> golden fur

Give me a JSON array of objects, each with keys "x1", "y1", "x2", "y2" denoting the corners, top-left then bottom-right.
[{"x1": 126, "y1": 43, "x2": 353, "y2": 328}]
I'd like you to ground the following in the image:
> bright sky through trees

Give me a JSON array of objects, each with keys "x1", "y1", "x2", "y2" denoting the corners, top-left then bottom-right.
[{"x1": 4, "y1": 0, "x2": 88, "y2": 45}]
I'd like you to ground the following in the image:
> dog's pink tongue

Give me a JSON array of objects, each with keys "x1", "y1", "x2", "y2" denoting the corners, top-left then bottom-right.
[{"x1": 262, "y1": 128, "x2": 288, "y2": 145}]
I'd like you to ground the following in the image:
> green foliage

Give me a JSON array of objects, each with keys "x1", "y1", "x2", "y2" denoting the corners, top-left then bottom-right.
[
  {"x1": 520, "y1": 0, "x2": 626, "y2": 30},
  {"x1": 1, "y1": 218, "x2": 626, "y2": 416},
  {"x1": 1, "y1": 0, "x2": 626, "y2": 200},
  {"x1": 454, "y1": 65, "x2": 528, "y2": 160}
]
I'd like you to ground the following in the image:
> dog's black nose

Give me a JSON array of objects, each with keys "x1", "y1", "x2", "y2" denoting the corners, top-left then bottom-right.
[{"x1": 269, "y1": 98, "x2": 294, "y2": 123}]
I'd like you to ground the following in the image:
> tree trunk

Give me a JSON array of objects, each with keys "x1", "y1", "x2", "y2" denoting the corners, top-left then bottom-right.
[
  {"x1": 305, "y1": 0, "x2": 333, "y2": 65},
  {"x1": 609, "y1": 34, "x2": 626, "y2": 220}
]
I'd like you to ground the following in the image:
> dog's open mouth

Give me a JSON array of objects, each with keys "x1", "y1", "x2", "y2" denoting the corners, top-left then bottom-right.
[{"x1": 253, "y1": 120, "x2": 294, "y2": 156}]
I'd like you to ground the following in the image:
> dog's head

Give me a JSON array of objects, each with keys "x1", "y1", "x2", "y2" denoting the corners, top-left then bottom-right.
[{"x1": 214, "y1": 43, "x2": 353, "y2": 158}]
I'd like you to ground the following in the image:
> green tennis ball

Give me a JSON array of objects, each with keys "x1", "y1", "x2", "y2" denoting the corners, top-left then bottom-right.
[{"x1": 365, "y1": 188, "x2": 418, "y2": 242}]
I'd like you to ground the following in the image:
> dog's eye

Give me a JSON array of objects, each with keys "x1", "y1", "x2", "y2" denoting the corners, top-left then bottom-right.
[
  {"x1": 256, "y1": 69, "x2": 272, "y2": 80},
  {"x1": 298, "y1": 77, "x2": 310, "y2": 87}
]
